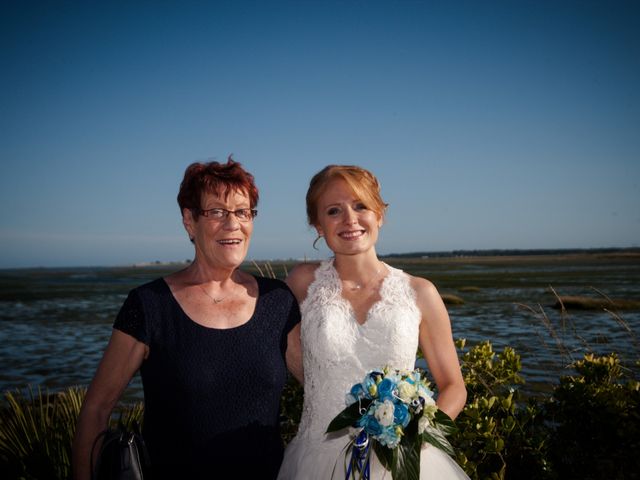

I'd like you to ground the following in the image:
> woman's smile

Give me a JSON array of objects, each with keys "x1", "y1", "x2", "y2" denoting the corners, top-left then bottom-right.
[
  {"x1": 216, "y1": 238, "x2": 243, "y2": 246},
  {"x1": 338, "y1": 229, "x2": 366, "y2": 241}
]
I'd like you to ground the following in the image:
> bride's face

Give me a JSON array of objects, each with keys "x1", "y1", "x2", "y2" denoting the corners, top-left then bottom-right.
[{"x1": 314, "y1": 179, "x2": 382, "y2": 256}]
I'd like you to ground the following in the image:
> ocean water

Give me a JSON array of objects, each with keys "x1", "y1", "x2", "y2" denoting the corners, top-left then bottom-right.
[
  {"x1": 0, "y1": 256, "x2": 639, "y2": 402},
  {"x1": 400, "y1": 255, "x2": 640, "y2": 392}
]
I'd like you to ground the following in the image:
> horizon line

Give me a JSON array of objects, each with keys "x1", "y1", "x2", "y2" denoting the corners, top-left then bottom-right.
[{"x1": 2, "y1": 246, "x2": 639, "y2": 271}]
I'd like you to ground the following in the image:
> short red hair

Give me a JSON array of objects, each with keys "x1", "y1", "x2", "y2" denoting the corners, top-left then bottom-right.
[{"x1": 177, "y1": 157, "x2": 259, "y2": 219}]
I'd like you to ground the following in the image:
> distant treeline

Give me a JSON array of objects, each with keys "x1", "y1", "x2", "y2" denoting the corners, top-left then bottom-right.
[{"x1": 381, "y1": 247, "x2": 640, "y2": 258}]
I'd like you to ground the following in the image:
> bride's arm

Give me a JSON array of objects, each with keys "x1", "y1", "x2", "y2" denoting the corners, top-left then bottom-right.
[{"x1": 412, "y1": 276, "x2": 467, "y2": 420}]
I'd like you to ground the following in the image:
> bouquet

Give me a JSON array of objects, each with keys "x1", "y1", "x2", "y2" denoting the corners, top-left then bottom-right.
[{"x1": 327, "y1": 366, "x2": 457, "y2": 480}]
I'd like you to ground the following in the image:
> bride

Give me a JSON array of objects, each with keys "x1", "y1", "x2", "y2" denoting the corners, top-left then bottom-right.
[{"x1": 278, "y1": 165, "x2": 469, "y2": 479}]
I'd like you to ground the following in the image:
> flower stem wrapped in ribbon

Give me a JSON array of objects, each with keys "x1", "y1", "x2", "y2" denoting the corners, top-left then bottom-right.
[{"x1": 327, "y1": 367, "x2": 457, "y2": 480}]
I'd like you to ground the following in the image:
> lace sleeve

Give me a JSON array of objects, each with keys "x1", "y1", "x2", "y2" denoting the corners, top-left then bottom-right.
[{"x1": 113, "y1": 289, "x2": 149, "y2": 344}]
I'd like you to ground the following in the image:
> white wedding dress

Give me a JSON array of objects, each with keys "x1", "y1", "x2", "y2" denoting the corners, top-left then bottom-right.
[{"x1": 278, "y1": 260, "x2": 469, "y2": 479}]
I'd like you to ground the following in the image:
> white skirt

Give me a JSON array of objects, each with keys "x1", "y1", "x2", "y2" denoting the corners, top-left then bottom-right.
[{"x1": 277, "y1": 432, "x2": 470, "y2": 480}]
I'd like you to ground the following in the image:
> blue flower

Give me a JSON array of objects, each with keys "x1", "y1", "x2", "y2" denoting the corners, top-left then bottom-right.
[
  {"x1": 377, "y1": 378, "x2": 397, "y2": 401},
  {"x1": 350, "y1": 383, "x2": 366, "y2": 400},
  {"x1": 394, "y1": 403, "x2": 410, "y2": 428},
  {"x1": 377, "y1": 425, "x2": 400, "y2": 448},
  {"x1": 358, "y1": 412, "x2": 383, "y2": 436}
]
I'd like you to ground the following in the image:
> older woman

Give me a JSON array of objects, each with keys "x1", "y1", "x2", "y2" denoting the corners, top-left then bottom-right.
[{"x1": 73, "y1": 159, "x2": 302, "y2": 479}]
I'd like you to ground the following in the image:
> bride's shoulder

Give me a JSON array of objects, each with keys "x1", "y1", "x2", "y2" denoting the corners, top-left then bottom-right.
[
  {"x1": 285, "y1": 262, "x2": 322, "y2": 303},
  {"x1": 406, "y1": 273, "x2": 441, "y2": 303},
  {"x1": 288, "y1": 261, "x2": 322, "y2": 279}
]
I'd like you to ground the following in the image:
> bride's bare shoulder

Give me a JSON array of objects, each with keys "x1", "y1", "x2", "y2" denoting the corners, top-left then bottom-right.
[{"x1": 286, "y1": 262, "x2": 321, "y2": 303}]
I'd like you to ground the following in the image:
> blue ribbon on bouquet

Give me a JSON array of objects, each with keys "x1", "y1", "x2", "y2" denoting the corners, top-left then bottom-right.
[{"x1": 346, "y1": 430, "x2": 370, "y2": 480}]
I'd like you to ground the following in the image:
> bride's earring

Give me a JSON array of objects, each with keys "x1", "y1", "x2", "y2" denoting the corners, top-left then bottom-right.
[{"x1": 313, "y1": 234, "x2": 323, "y2": 250}]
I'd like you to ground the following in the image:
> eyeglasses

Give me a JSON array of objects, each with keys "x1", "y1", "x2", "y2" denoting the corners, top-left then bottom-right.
[{"x1": 198, "y1": 208, "x2": 258, "y2": 222}]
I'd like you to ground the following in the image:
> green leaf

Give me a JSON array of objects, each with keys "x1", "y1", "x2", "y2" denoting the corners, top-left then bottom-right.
[
  {"x1": 422, "y1": 424, "x2": 456, "y2": 456},
  {"x1": 434, "y1": 410, "x2": 458, "y2": 436},
  {"x1": 373, "y1": 440, "x2": 393, "y2": 471},
  {"x1": 391, "y1": 417, "x2": 421, "y2": 480},
  {"x1": 326, "y1": 399, "x2": 372, "y2": 433}
]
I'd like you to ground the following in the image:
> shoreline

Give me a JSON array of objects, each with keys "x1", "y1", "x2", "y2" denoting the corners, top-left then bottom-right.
[
  {"x1": 1, "y1": 248, "x2": 639, "y2": 272},
  {"x1": 381, "y1": 251, "x2": 640, "y2": 265}
]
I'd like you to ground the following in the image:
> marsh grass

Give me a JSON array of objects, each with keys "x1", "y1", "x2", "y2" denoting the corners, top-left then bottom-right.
[
  {"x1": 0, "y1": 386, "x2": 82, "y2": 479},
  {"x1": 516, "y1": 283, "x2": 640, "y2": 378},
  {"x1": 0, "y1": 386, "x2": 143, "y2": 480},
  {"x1": 250, "y1": 260, "x2": 291, "y2": 279},
  {"x1": 516, "y1": 287, "x2": 585, "y2": 367}
]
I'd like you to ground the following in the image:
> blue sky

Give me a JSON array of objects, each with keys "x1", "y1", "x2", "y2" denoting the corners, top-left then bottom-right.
[{"x1": 1, "y1": 0, "x2": 639, "y2": 268}]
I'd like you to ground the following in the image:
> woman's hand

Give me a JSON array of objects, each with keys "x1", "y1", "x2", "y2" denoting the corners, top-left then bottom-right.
[{"x1": 72, "y1": 330, "x2": 147, "y2": 480}]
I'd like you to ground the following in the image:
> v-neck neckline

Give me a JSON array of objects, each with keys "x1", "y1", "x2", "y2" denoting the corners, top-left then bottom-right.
[{"x1": 329, "y1": 260, "x2": 390, "y2": 327}]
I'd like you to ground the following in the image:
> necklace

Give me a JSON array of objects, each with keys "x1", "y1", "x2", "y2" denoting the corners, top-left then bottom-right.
[
  {"x1": 341, "y1": 263, "x2": 385, "y2": 292},
  {"x1": 198, "y1": 284, "x2": 227, "y2": 304}
]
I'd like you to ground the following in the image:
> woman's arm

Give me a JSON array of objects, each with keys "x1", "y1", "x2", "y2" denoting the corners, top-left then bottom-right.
[
  {"x1": 285, "y1": 323, "x2": 303, "y2": 383},
  {"x1": 72, "y1": 329, "x2": 147, "y2": 480},
  {"x1": 412, "y1": 276, "x2": 467, "y2": 420},
  {"x1": 283, "y1": 262, "x2": 318, "y2": 384}
]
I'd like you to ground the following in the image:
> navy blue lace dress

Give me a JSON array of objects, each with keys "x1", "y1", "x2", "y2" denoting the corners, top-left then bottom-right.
[{"x1": 113, "y1": 276, "x2": 300, "y2": 479}]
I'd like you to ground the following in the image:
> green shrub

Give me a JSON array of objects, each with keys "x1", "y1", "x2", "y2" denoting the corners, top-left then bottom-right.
[
  {"x1": 546, "y1": 354, "x2": 640, "y2": 480},
  {"x1": 452, "y1": 339, "x2": 551, "y2": 480},
  {"x1": 2, "y1": 347, "x2": 638, "y2": 479},
  {"x1": 280, "y1": 376, "x2": 303, "y2": 445},
  {"x1": 452, "y1": 343, "x2": 639, "y2": 480}
]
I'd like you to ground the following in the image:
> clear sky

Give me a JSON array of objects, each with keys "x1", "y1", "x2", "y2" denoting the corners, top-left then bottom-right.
[{"x1": 1, "y1": 0, "x2": 639, "y2": 268}]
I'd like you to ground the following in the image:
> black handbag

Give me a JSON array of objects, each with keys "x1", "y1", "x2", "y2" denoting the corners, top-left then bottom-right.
[{"x1": 91, "y1": 421, "x2": 150, "y2": 480}]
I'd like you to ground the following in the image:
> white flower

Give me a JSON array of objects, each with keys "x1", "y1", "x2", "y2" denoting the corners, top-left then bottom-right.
[
  {"x1": 397, "y1": 381, "x2": 417, "y2": 402},
  {"x1": 374, "y1": 400, "x2": 396, "y2": 427}
]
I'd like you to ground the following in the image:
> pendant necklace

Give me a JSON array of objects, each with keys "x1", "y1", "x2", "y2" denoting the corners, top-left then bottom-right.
[
  {"x1": 199, "y1": 284, "x2": 227, "y2": 304},
  {"x1": 342, "y1": 263, "x2": 385, "y2": 292}
]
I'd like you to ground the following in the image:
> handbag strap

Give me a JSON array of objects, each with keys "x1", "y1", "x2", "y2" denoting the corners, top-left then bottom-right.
[{"x1": 90, "y1": 422, "x2": 150, "y2": 480}]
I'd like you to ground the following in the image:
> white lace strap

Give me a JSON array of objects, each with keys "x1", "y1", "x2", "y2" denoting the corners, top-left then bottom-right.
[
  {"x1": 300, "y1": 260, "x2": 338, "y2": 314},
  {"x1": 380, "y1": 264, "x2": 421, "y2": 317}
]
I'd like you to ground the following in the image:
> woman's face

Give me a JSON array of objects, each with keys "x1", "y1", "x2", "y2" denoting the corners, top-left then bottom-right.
[
  {"x1": 183, "y1": 188, "x2": 254, "y2": 270},
  {"x1": 314, "y1": 179, "x2": 382, "y2": 256}
]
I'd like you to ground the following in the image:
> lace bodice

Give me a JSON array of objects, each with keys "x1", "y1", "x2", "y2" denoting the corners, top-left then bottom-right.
[{"x1": 296, "y1": 260, "x2": 421, "y2": 439}]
